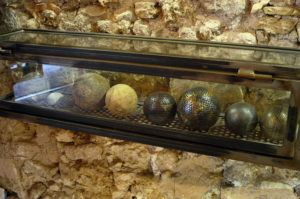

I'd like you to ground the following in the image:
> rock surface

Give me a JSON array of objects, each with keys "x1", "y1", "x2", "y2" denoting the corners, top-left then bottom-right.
[
  {"x1": 217, "y1": 0, "x2": 247, "y2": 17},
  {"x1": 134, "y1": 2, "x2": 159, "y2": 19},
  {"x1": 132, "y1": 19, "x2": 151, "y2": 36},
  {"x1": 256, "y1": 17, "x2": 297, "y2": 34},
  {"x1": 251, "y1": 0, "x2": 270, "y2": 13},
  {"x1": 263, "y1": 6, "x2": 300, "y2": 16},
  {"x1": 64, "y1": 144, "x2": 103, "y2": 162},
  {"x1": 221, "y1": 187, "x2": 297, "y2": 199},
  {"x1": 213, "y1": 31, "x2": 257, "y2": 44},
  {"x1": 223, "y1": 160, "x2": 272, "y2": 187},
  {"x1": 1, "y1": 0, "x2": 300, "y2": 198},
  {"x1": 297, "y1": 22, "x2": 300, "y2": 42}
]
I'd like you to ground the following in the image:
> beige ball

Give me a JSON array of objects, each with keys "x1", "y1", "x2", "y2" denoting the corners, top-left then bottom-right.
[
  {"x1": 72, "y1": 73, "x2": 110, "y2": 111},
  {"x1": 105, "y1": 84, "x2": 138, "y2": 117}
]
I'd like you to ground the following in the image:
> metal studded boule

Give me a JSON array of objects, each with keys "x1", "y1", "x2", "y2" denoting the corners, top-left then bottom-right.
[
  {"x1": 225, "y1": 102, "x2": 258, "y2": 136},
  {"x1": 177, "y1": 87, "x2": 220, "y2": 130},
  {"x1": 143, "y1": 92, "x2": 176, "y2": 125},
  {"x1": 260, "y1": 105, "x2": 287, "y2": 140}
]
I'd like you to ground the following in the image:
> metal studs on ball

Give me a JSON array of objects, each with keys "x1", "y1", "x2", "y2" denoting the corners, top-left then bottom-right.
[
  {"x1": 225, "y1": 102, "x2": 258, "y2": 136},
  {"x1": 143, "y1": 92, "x2": 176, "y2": 125},
  {"x1": 177, "y1": 87, "x2": 220, "y2": 130}
]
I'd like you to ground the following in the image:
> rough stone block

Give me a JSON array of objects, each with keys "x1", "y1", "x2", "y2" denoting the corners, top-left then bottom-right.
[
  {"x1": 251, "y1": 0, "x2": 270, "y2": 13},
  {"x1": 223, "y1": 160, "x2": 272, "y2": 187},
  {"x1": 28, "y1": 183, "x2": 47, "y2": 199},
  {"x1": 13, "y1": 142, "x2": 40, "y2": 160},
  {"x1": 0, "y1": 158, "x2": 24, "y2": 198},
  {"x1": 96, "y1": 20, "x2": 119, "y2": 34},
  {"x1": 221, "y1": 187, "x2": 297, "y2": 199},
  {"x1": 64, "y1": 143, "x2": 102, "y2": 162},
  {"x1": 133, "y1": 20, "x2": 151, "y2": 36},
  {"x1": 159, "y1": 0, "x2": 183, "y2": 23},
  {"x1": 22, "y1": 160, "x2": 58, "y2": 180},
  {"x1": 135, "y1": 2, "x2": 159, "y2": 19},
  {"x1": 79, "y1": 5, "x2": 106, "y2": 17},
  {"x1": 203, "y1": 0, "x2": 246, "y2": 17},
  {"x1": 105, "y1": 143, "x2": 150, "y2": 173},
  {"x1": 256, "y1": 17, "x2": 297, "y2": 35},
  {"x1": 178, "y1": 27, "x2": 197, "y2": 40},
  {"x1": 150, "y1": 149, "x2": 178, "y2": 176},
  {"x1": 115, "y1": 10, "x2": 134, "y2": 22},
  {"x1": 264, "y1": 6, "x2": 300, "y2": 16},
  {"x1": 55, "y1": 130, "x2": 74, "y2": 143}
]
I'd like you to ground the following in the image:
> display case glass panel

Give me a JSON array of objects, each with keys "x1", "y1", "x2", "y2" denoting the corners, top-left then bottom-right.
[
  {"x1": 1, "y1": 30, "x2": 300, "y2": 68},
  {"x1": 0, "y1": 62, "x2": 294, "y2": 157},
  {"x1": 0, "y1": 29, "x2": 299, "y2": 169}
]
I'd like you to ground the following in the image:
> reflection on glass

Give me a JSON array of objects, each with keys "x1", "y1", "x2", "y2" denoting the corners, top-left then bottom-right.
[
  {"x1": 1, "y1": 63, "x2": 291, "y2": 146},
  {"x1": 1, "y1": 30, "x2": 300, "y2": 67}
]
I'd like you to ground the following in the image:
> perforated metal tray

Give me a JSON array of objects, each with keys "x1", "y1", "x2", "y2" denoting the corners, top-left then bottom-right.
[{"x1": 13, "y1": 85, "x2": 285, "y2": 156}]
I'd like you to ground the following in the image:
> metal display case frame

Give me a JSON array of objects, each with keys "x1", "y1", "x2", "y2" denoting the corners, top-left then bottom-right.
[{"x1": 0, "y1": 29, "x2": 300, "y2": 169}]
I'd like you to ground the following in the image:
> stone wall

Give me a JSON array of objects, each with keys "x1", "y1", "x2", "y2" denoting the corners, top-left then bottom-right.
[
  {"x1": 2, "y1": 0, "x2": 300, "y2": 46},
  {"x1": 1, "y1": 0, "x2": 300, "y2": 198},
  {"x1": 1, "y1": 116, "x2": 300, "y2": 199}
]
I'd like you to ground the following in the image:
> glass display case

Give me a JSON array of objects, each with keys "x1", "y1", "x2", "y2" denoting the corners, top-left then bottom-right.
[{"x1": 0, "y1": 29, "x2": 300, "y2": 169}]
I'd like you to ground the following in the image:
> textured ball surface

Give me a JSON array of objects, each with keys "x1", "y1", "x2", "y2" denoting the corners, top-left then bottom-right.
[
  {"x1": 105, "y1": 84, "x2": 138, "y2": 117},
  {"x1": 143, "y1": 92, "x2": 176, "y2": 125},
  {"x1": 225, "y1": 102, "x2": 258, "y2": 136},
  {"x1": 177, "y1": 87, "x2": 220, "y2": 130},
  {"x1": 260, "y1": 105, "x2": 287, "y2": 140},
  {"x1": 72, "y1": 73, "x2": 110, "y2": 111}
]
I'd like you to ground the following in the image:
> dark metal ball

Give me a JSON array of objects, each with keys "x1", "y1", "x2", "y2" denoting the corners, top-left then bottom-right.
[
  {"x1": 225, "y1": 102, "x2": 258, "y2": 136},
  {"x1": 143, "y1": 92, "x2": 177, "y2": 125},
  {"x1": 177, "y1": 87, "x2": 220, "y2": 130},
  {"x1": 260, "y1": 105, "x2": 287, "y2": 140}
]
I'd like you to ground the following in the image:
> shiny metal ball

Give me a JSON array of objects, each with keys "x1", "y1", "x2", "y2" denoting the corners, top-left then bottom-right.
[
  {"x1": 225, "y1": 102, "x2": 258, "y2": 136},
  {"x1": 177, "y1": 87, "x2": 220, "y2": 130},
  {"x1": 143, "y1": 92, "x2": 176, "y2": 125},
  {"x1": 260, "y1": 105, "x2": 287, "y2": 140}
]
